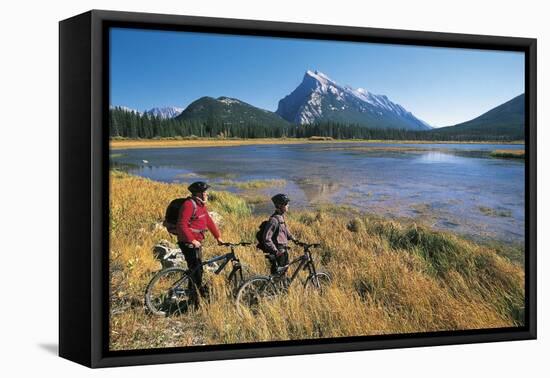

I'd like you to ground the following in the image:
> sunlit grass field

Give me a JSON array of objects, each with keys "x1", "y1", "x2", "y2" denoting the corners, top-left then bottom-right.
[{"x1": 109, "y1": 171, "x2": 524, "y2": 351}]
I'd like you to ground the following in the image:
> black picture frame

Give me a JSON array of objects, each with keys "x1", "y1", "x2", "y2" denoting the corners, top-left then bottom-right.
[{"x1": 59, "y1": 9, "x2": 537, "y2": 368}]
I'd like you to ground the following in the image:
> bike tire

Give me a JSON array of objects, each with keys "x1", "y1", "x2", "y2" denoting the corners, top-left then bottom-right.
[
  {"x1": 144, "y1": 267, "x2": 193, "y2": 316},
  {"x1": 227, "y1": 269, "x2": 242, "y2": 296},
  {"x1": 235, "y1": 276, "x2": 278, "y2": 316},
  {"x1": 227, "y1": 263, "x2": 251, "y2": 296},
  {"x1": 304, "y1": 272, "x2": 331, "y2": 292}
]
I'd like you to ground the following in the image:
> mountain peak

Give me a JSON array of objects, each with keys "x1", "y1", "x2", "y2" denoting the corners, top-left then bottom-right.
[
  {"x1": 304, "y1": 70, "x2": 336, "y2": 88},
  {"x1": 176, "y1": 95, "x2": 290, "y2": 127},
  {"x1": 217, "y1": 96, "x2": 242, "y2": 105},
  {"x1": 276, "y1": 71, "x2": 431, "y2": 130}
]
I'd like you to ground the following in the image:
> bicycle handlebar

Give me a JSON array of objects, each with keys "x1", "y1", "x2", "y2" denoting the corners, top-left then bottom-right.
[
  {"x1": 293, "y1": 240, "x2": 321, "y2": 248},
  {"x1": 220, "y1": 241, "x2": 253, "y2": 247}
]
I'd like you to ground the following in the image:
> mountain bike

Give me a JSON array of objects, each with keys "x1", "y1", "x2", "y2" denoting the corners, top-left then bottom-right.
[
  {"x1": 235, "y1": 241, "x2": 331, "y2": 315},
  {"x1": 145, "y1": 241, "x2": 252, "y2": 316}
]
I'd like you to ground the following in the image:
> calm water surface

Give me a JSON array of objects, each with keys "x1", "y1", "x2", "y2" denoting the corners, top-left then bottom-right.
[{"x1": 111, "y1": 143, "x2": 525, "y2": 244}]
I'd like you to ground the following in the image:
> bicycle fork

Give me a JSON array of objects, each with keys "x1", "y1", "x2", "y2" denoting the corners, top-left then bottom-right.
[{"x1": 305, "y1": 250, "x2": 321, "y2": 288}]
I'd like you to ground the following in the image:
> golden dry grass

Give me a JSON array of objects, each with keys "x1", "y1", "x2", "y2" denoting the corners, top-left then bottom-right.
[
  {"x1": 109, "y1": 171, "x2": 524, "y2": 351},
  {"x1": 110, "y1": 138, "x2": 524, "y2": 150}
]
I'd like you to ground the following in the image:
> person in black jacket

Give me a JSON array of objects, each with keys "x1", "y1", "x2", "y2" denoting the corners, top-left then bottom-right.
[{"x1": 261, "y1": 193, "x2": 296, "y2": 275}]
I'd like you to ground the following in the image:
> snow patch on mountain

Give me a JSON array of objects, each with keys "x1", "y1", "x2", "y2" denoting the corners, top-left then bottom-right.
[
  {"x1": 218, "y1": 97, "x2": 241, "y2": 105},
  {"x1": 144, "y1": 107, "x2": 184, "y2": 119},
  {"x1": 110, "y1": 105, "x2": 142, "y2": 115}
]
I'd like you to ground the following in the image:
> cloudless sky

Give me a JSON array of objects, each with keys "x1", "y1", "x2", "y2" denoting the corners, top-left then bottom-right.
[{"x1": 110, "y1": 27, "x2": 524, "y2": 127}]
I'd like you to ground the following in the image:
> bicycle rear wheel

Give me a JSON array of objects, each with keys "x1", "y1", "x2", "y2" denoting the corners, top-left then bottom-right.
[
  {"x1": 235, "y1": 276, "x2": 278, "y2": 316},
  {"x1": 144, "y1": 267, "x2": 193, "y2": 316}
]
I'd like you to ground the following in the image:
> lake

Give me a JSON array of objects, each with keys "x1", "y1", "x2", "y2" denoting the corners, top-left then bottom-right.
[{"x1": 111, "y1": 142, "x2": 525, "y2": 244}]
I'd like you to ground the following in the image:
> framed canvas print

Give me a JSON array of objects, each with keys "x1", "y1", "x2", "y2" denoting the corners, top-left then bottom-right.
[{"x1": 59, "y1": 10, "x2": 537, "y2": 368}]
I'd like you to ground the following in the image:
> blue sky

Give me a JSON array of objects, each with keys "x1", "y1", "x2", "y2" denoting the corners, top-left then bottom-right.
[{"x1": 110, "y1": 27, "x2": 524, "y2": 128}]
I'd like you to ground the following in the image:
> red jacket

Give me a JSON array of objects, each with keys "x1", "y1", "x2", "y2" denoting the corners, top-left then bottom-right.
[{"x1": 176, "y1": 197, "x2": 220, "y2": 243}]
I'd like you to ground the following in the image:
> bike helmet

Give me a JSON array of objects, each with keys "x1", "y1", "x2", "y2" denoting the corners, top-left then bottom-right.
[
  {"x1": 188, "y1": 181, "x2": 211, "y2": 194},
  {"x1": 271, "y1": 193, "x2": 290, "y2": 206}
]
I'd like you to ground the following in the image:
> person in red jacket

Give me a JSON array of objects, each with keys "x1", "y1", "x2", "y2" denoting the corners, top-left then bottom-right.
[{"x1": 176, "y1": 181, "x2": 224, "y2": 307}]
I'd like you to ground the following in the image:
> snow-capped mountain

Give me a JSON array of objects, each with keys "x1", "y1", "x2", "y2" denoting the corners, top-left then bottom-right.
[
  {"x1": 110, "y1": 105, "x2": 183, "y2": 119},
  {"x1": 110, "y1": 105, "x2": 141, "y2": 115},
  {"x1": 276, "y1": 70, "x2": 431, "y2": 130},
  {"x1": 144, "y1": 106, "x2": 184, "y2": 119}
]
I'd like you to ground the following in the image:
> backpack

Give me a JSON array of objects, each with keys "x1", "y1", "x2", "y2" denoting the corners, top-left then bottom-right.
[
  {"x1": 163, "y1": 197, "x2": 197, "y2": 235},
  {"x1": 255, "y1": 216, "x2": 279, "y2": 253}
]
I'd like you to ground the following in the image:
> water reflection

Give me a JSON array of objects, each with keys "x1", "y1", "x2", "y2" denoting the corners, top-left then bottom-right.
[
  {"x1": 416, "y1": 151, "x2": 462, "y2": 163},
  {"x1": 294, "y1": 178, "x2": 341, "y2": 204},
  {"x1": 111, "y1": 142, "x2": 525, "y2": 243}
]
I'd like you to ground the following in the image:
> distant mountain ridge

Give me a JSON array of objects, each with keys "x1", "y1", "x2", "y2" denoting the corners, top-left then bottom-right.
[
  {"x1": 110, "y1": 105, "x2": 141, "y2": 115},
  {"x1": 110, "y1": 105, "x2": 183, "y2": 119},
  {"x1": 110, "y1": 71, "x2": 524, "y2": 140},
  {"x1": 428, "y1": 94, "x2": 524, "y2": 140},
  {"x1": 175, "y1": 96, "x2": 290, "y2": 128},
  {"x1": 276, "y1": 70, "x2": 431, "y2": 130},
  {"x1": 144, "y1": 106, "x2": 184, "y2": 119}
]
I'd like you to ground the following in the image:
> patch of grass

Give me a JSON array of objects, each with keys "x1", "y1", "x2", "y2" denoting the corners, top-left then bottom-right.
[
  {"x1": 347, "y1": 217, "x2": 365, "y2": 233},
  {"x1": 481, "y1": 240, "x2": 524, "y2": 267},
  {"x1": 239, "y1": 193, "x2": 266, "y2": 205},
  {"x1": 479, "y1": 206, "x2": 512, "y2": 218},
  {"x1": 174, "y1": 172, "x2": 238, "y2": 180},
  {"x1": 411, "y1": 203, "x2": 432, "y2": 215},
  {"x1": 308, "y1": 136, "x2": 334, "y2": 141},
  {"x1": 201, "y1": 172, "x2": 239, "y2": 179},
  {"x1": 489, "y1": 149, "x2": 525, "y2": 159},
  {"x1": 208, "y1": 191, "x2": 252, "y2": 217},
  {"x1": 217, "y1": 179, "x2": 286, "y2": 190}
]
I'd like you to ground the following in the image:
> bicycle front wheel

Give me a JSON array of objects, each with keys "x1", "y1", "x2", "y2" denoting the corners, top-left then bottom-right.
[
  {"x1": 227, "y1": 264, "x2": 250, "y2": 296},
  {"x1": 235, "y1": 276, "x2": 278, "y2": 316},
  {"x1": 144, "y1": 267, "x2": 193, "y2": 316},
  {"x1": 304, "y1": 272, "x2": 331, "y2": 292}
]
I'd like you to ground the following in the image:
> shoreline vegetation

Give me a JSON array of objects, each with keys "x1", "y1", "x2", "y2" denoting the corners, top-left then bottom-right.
[
  {"x1": 110, "y1": 137, "x2": 525, "y2": 150},
  {"x1": 489, "y1": 149, "x2": 525, "y2": 159},
  {"x1": 110, "y1": 170, "x2": 524, "y2": 351}
]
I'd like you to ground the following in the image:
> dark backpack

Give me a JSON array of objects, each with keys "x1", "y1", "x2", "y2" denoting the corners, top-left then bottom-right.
[
  {"x1": 255, "y1": 216, "x2": 279, "y2": 253},
  {"x1": 163, "y1": 197, "x2": 197, "y2": 235}
]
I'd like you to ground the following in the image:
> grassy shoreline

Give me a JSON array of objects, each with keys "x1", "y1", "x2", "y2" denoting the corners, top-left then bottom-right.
[
  {"x1": 490, "y1": 149, "x2": 525, "y2": 159},
  {"x1": 109, "y1": 171, "x2": 524, "y2": 351},
  {"x1": 111, "y1": 137, "x2": 525, "y2": 150}
]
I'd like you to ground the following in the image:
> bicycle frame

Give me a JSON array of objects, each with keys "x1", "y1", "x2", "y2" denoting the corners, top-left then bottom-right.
[
  {"x1": 170, "y1": 245, "x2": 244, "y2": 291},
  {"x1": 275, "y1": 246, "x2": 319, "y2": 286}
]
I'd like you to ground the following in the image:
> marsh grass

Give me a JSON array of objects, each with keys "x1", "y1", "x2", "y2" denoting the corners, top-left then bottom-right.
[
  {"x1": 489, "y1": 149, "x2": 525, "y2": 159},
  {"x1": 109, "y1": 172, "x2": 524, "y2": 351},
  {"x1": 479, "y1": 206, "x2": 513, "y2": 218},
  {"x1": 217, "y1": 179, "x2": 287, "y2": 190}
]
